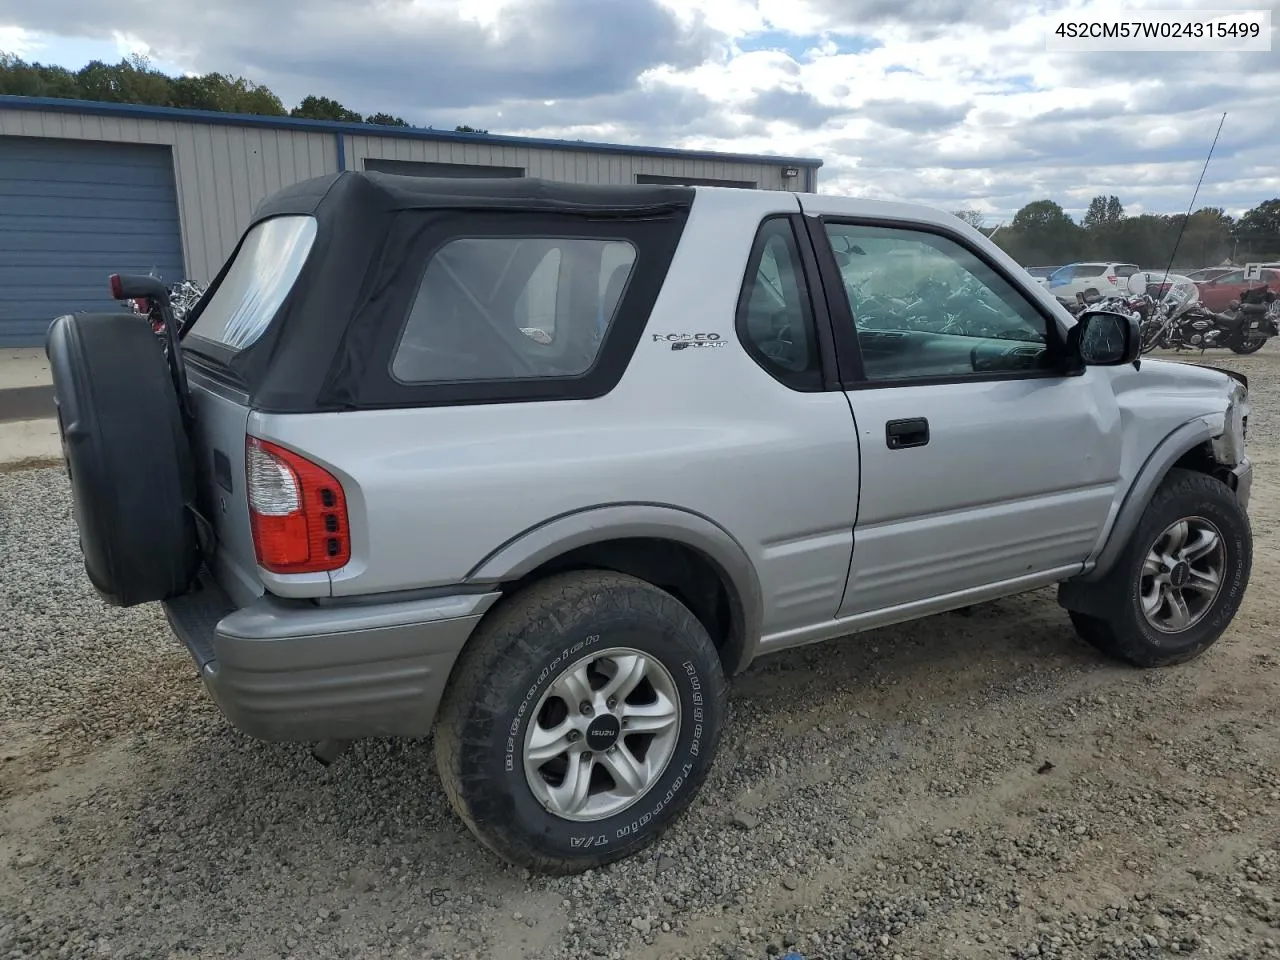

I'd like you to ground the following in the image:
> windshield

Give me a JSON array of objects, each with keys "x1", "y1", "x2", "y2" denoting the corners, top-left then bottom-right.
[
  {"x1": 1162, "y1": 277, "x2": 1200, "y2": 319},
  {"x1": 186, "y1": 215, "x2": 319, "y2": 352}
]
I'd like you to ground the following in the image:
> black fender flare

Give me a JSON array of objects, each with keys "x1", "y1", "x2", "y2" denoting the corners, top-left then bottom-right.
[
  {"x1": 463, "y1": 503, "x2": 764, "y2": 675},
  {"x1": 1058, "y1": 416, "x2": 1222, "y2": 614}
]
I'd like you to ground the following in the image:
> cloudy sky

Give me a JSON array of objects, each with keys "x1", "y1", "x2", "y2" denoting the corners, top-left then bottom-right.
[{"x1": 0, "y1": 0, "x2": 1276, "y2": 223}]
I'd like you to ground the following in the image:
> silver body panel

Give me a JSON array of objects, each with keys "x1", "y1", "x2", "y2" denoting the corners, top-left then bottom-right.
[{"x1": 170, "y1": 186, "x2": 1247, "y2": 743}]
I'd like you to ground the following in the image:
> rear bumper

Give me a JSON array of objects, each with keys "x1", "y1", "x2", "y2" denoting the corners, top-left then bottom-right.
[{"x1": 162, "y1": 574, "x2": 500, "y2": 742}]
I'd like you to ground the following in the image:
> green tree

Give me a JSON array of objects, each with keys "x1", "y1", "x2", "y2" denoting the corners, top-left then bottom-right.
[
  {"x1": 170, "y1": 72, "x2": 285, "y2": 114},
  {"x1": 1238, "y1": 198, "x2": 1280, "y2": 236},
  {"x1": 454, "y1": 124, "x2": 489, "y2": 134},
  {"x1": 1176, "y1": 207, "x2": 1234, "y2": 267},
  {"x1": 997, "y1": 199, "x2": 1085, "y2": 264},
  {"x1": 366, "y1": 112, "x2": 409, "y2": 127},
  {"x1": 1081, "y1": 194, "x2": 1126, "y2": 260},
  {"x1": 290, "y1": 95, "x2": 363, "y2": 122},
  {"x1": 0, "y1": 52, "x2": 80, "y2": 98},
  {"x1": 1082, "y1": 194, "x2": 1124, "y2": 230}
]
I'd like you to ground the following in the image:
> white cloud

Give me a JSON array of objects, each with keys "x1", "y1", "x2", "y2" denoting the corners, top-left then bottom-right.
[
  {"x1": 0, "y1": 0, "x2": 1276, "y2": 221},
  {"x1": 0, "y1": 23, "x2": 36, "y2": 55}
]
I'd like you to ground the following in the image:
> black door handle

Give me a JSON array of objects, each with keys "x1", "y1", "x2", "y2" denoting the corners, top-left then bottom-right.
[{"x1": 886, "y1": 417, "x2": 929, "y2": 449}]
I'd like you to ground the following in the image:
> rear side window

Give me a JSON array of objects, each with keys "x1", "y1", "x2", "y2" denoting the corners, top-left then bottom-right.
[
  {"x1": 186, "y1": 215, "x2": 318, "y2": 351},
  {"x1": 391, "y1": 236, "x2": 637, "y2": 383},
  {"x1": 737, "y1": 217, "x2": 821, "y2": 389}
]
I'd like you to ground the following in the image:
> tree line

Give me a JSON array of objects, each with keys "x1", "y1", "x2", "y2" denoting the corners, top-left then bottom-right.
[
  {"x1": 0, "y1": 53, "x2": 488, "y2": 133},
  {"x1": 955, "y1": 196, "x2": 1280, "y2": 269}
]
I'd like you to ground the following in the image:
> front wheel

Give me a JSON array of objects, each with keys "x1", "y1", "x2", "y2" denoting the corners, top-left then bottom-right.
[
  {"x1": 434, "y1": 571, "x2": 728, "y2": 874},
  {"x1": 1069, "y1": 468, "x2": 1251, "y2": 667}
]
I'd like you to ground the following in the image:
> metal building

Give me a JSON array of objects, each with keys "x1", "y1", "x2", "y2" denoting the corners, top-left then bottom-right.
[{"x1": 0, "y1": 95, "x2": 823, "y2": 346}]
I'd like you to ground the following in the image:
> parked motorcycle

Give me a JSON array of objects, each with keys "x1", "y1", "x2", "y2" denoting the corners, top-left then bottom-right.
[
  {"x1": 1136, "y1": 274, "x2": 1203, "y2": 354},
  {"x1": 1185, "y1": 284, "x2": 1279, "y2": 355},
  {"x1": 1139, "y1": 274, "x2": 1278, "y2": 355}
]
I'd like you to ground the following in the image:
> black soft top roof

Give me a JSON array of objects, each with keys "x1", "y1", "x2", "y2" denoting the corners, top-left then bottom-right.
[
  {"x1": 188, "y1": 171, "x2": 696, "y2": 412},
  {"x1": 252, "y1": 170, "x2": 696, "y2": 224}
]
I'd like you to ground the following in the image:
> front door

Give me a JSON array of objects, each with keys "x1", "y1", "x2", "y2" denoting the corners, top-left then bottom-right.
[{"x1": 800, "y1": 199, "x2": 1125, "y2": 616}]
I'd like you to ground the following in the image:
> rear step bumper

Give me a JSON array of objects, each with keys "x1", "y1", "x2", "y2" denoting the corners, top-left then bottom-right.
[{"x1": 162, "y1": 574, "x2": 500, "y2": 742}]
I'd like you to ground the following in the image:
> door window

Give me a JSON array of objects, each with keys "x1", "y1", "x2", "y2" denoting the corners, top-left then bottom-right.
[{"x1": 824, "y1": 222, "x2": 1053, "y2": 383}]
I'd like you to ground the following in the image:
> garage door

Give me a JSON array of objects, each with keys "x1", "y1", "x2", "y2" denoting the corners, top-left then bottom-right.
[{"x1": 0, "y1": 137, "x2": 186, "y2": 347}]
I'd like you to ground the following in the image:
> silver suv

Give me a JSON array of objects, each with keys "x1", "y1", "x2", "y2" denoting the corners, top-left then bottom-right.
[{"x1": 45, "y1": 173, "x2": 1254, "y2": 874}]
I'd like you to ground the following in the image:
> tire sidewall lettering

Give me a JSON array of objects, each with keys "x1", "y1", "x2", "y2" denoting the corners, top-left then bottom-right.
[{"x1": 504, "y1": 632, "x2": 609, "y2": 775}]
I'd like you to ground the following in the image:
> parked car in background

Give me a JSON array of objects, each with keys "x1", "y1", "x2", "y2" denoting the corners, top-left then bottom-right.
[
  {"x1": 1196, "y1": 266, "x2": 1280, "y2": 312},
  {"x1": 1185, "y1": 267, "x2": 1235, "y2": 284},
  {"x1": 1045, "y1": 262, "x2": 1141, "y2": 301}
]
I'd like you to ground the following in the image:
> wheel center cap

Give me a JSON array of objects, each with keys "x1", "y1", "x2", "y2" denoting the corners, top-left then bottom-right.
[
  {"x1": 585, "y1": 714, "x2": 621, "y2": 752},
  {"x1": 1169, "y1": 561, "x2": 1190, "y2": 587}
]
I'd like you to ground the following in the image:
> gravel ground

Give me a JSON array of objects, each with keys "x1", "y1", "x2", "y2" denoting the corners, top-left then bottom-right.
[{"x1": 2, "y1": 349, "x2": 1279, "y2": 960}]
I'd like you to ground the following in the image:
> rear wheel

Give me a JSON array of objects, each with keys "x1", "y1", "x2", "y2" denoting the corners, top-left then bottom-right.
[
  {"x1": 1068, "y1": 469, "x2": 1251, "y2": 667},
  {"x1": 45, "y1": 312, "x2": 200, "y2": 607},
  {"x1": 1229, "y1": 335, "x2": 1266, "y2": 354},
  {"x1": 434, "y1": 571, "x2": 728, "y2": 874}
]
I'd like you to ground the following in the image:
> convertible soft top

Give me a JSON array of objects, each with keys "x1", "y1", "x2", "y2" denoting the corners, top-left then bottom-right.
[
  {"x1": 252, "y1": 170, "x2": 695, "y2": 222},
  {"x1": 184, "y1": 171, "x2": 695, "y2": 413}
]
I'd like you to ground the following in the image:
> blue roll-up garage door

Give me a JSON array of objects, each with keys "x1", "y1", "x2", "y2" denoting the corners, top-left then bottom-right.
[{"x1": 0, "y1": 136, "x2": 185, "y2": 346}]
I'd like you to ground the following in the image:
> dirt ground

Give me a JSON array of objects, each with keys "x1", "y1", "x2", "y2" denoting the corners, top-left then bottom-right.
[{"x1": 1, "y1": 349, "x2": 1278, "y2": 960}]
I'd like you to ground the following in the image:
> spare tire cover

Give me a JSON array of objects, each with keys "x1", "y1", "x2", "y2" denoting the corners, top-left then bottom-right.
[{"x1": 46, "y1": 312, "x2": 200, "y2": 607}]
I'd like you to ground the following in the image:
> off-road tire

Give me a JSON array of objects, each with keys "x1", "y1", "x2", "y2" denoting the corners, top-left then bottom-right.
[
  {"x1": 434, "y1": 571, "x2": 728, "y2": 874},
  {"x1": 45, "y1": 312, "x2": 200, "y2": 607},
  {"x1": 1069, "y1": 468, "x2": 1251, "y2": 667}
]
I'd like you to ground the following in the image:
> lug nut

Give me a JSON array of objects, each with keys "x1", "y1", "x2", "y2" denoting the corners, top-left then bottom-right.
[
  {"x1": 582, "y1": 751, "x2": 592, "y2": 761},
  {"x1": 580, "y1": 702, "x2": 594, "y2": 716},
  {"x1": 606, "y1": 696, "x2": 617, "y2": 710},
  {"x1": 567, "y1": 730, "x2": 581, "y2": 742}
]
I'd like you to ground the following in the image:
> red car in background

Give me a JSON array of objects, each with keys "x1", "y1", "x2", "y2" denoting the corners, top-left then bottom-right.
[{"x1": 1195, "y1": 266, "x2": 1280, "y2": 312}]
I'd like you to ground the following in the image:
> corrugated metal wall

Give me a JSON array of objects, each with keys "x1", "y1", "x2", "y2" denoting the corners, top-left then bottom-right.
[
  {"x1": 343, "y1": 135, "x2": 793, "y2": 192},
  {"x1": 0, "y1": 107, "x2": 800, "y2": 284}
]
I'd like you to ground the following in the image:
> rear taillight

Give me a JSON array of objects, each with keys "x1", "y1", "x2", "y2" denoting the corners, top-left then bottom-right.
[
  {"x1": 1107, "y1": 275, "x2": 1118, "y2": 285},
  {"x1": 246, "y1": 437, "x2": 350, "y2": 574}
]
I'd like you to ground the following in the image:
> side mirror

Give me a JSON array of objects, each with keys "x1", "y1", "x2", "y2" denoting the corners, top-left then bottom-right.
[{"x1": 1069, "y1": 309, "x2": 1141, "y2": 366}]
